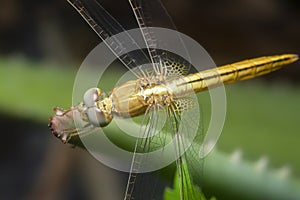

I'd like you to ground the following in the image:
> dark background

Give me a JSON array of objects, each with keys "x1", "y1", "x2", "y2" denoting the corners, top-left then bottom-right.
[{"x1": 1, "y1": 0, "x2": 299, "y2": 73}]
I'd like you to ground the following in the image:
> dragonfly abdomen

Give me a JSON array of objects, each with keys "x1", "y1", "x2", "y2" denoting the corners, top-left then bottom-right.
[{"x1": 182, "y1": 54, "x2": 298, "y2": 93}]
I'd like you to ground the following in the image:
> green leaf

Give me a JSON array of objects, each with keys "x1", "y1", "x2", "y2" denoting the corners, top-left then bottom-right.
[{"x1": 163, "y1": 160, "x2": 215, "y2": 200}]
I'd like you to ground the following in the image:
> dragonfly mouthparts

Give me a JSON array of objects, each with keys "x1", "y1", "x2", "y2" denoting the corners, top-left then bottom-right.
[{"x1": 49, "y1": 107, "x2": 81, "y2": 143}]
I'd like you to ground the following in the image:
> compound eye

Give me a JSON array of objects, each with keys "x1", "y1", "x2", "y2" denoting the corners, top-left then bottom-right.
[
  {"x1": 83, "y1": 88, "x2": 105, "y2": 107},
  {"x1": 87, "y1": 107, "x2": 111, "y2": 127},
  {"x1": 83, "y1": 88, "x2": 111, "y2": 127}
]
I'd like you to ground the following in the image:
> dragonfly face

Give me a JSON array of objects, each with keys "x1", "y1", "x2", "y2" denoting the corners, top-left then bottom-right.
[
  {"x1": 49, "y1": 106, "x2": 83, "y2": 143},
  {"x1": 49, "y1": 87, "x2": 113, "y2": 143},
  {"x1": 83, "y1": 87, "x2": 113, "y2": 127}
]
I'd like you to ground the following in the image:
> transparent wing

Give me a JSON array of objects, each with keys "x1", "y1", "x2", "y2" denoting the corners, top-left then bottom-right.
[
  {"x1": 161, "y1": 52, "x2": 191, "y2": 80},
  {"x1": 129, "y1": 0, "x2": 162, "y2": 76},
  {"x1": 128, "y1": 0, "x2": 192, "y2": 78},
  {"x1": 124, "y1": 92, "x2": 204, "y2": 200},
  {"x1": 124, "y1": 106, "x2": 169, "y2": 200},
  {"x1": 168, "y1": 97, "x2": 204, "y2": 200},
  {"x1": 68, "y1": 0, "x2": 150, "y2": 78}
]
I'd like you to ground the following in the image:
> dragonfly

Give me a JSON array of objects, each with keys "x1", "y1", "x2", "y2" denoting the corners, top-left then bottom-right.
[{"x1": 49, "y1": 0, "x2": 298, "y2": 199}]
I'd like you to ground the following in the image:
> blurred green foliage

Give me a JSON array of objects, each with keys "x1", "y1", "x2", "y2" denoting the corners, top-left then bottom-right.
[
  {"x1": 220, "y1": 81, "x2": 300, "y2": 175},
  {"x1": 0, "y1": 57, "x2": 75, "y2": 121}
]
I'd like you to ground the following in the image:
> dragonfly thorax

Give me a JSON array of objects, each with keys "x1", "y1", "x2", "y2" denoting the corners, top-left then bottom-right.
[
  {"x1": 140, "y1": 85, "x2": 174, "y2": 108},
  {"x1": 83, "y1": 88, "x2": 113, "y2": 127}
]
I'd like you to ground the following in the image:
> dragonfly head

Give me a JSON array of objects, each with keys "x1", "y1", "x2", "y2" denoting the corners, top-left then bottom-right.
[
  {"x1": 83, "y1": 88, "x2": 113, "y2": 127},
  {"x1": 49, "y1": 88, "x2": 113, "y2": 143}
]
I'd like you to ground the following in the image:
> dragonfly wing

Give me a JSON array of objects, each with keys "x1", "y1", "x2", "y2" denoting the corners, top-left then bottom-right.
[
  {"x1": 166, "y1": 96, "x2": 204, "y2": 200},
  {"x1": 67, "y1": 0, "x2": 150, "y2": 78},
  {"x1": 129, "y1": 0, "x2": 163, "y2": 75},
  {"x1": 124, "y1": 107, "x2": 170, "y2": 200},
  {"x1": 176, "y1": 96, "x2": 205, "y2": 185},
  {"x1": 124, "y1": 91, "x2": 204, "y2": 200},
  {"x1": 163, "y1": 55, "x2": 190, "y2": 78},
  {"x1": 128, "y1": 0, "x2": 192, "y2": 77}
]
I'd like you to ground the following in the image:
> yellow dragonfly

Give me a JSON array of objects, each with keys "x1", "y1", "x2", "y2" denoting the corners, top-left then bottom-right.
[{"x1": 49, "y1": 0, "x2": 298, "y2": 199}]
